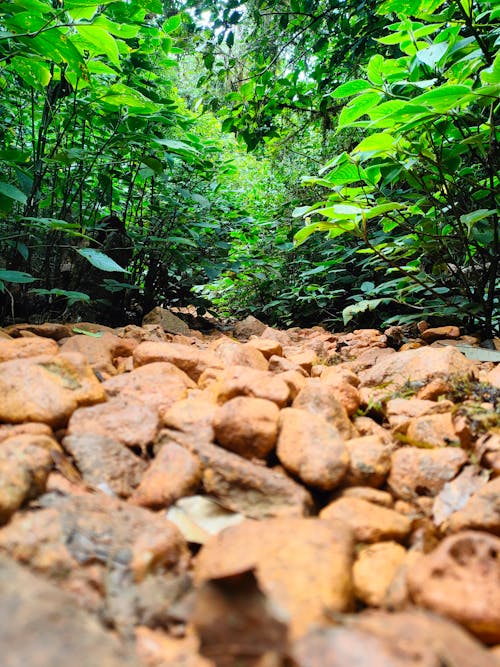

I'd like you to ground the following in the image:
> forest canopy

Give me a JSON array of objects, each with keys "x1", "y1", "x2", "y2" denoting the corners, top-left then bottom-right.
[{"x1": 0, "y1": 0, "x2": 499, "y2": 333}]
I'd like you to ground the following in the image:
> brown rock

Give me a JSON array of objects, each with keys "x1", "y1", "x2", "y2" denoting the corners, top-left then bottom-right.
[
  {"x1": 284, "y1": 348, "x2": 318, "y2": 374},
  {"x1": 339, "y1": 487, "x2": 394, "y2": 507},
  {"x1": 67, "y1": 397, "x2": 160, "y2": 453},
  {"x1": 260, "y1": 326, "x2": 292, "y2": 346},
  {"x1": 133, "y1": 341, "x2": 223, "y2": 382},
  {"x1": 246, "y1": 338, "x2": 283, "y2": 359},
  {"x1": 130, "y1": 442, "x2": 202, "y2": 509},
  {"x1": 406, "y1": 412, "x2": 461, "y2": 447},
  {"x1": 0, "y1": 336, "x2": 59, "y2": 361},
  {"x1": 320, "y1": 497, "x2": 412, "y2": 543},
  {"x1": 292, "y1": 379, "x2": 354, "y2": 439},
  {"x1": 212, "y1": 340, "x2": 268, "y2": 370},
  {"x1": 0, "y1": 352, "x2": 106, "y2": 427},
  {"x1": 60, "y1": 332, "x2": 135, "y2": 377},
  {"x1": 213, "y1": 365, "x2": 290, "y2": 407},
  {"x1": 344, "y1": 435, "x2": 391, "y2": 487},
  {"x1": 486, "y1": 364, "x2": 500, "y2": 389},
  {"x1": 407, "y1": 531, "x2": 500, "y2": 643},
  {"x1": 353, "y1": 541, "x2": 407, "y2": 606},
  {"x1": 386, "y1": 397, "x2": 454, "y2": 434},
  {"x1": 277, "y1": 369, "x2": 308, "y2": 401},
  {"x1": 475, "y1": 432, "x2": 500, "y2": 475},
  {"x1": 421, "y1": 326, "x2": 460, "y2": 343},
  {"x1": 0, "y1": 555, "x2": 139, "y2": 667},
  {"x1": 388, "y1": 446, "x2": 468, "y2": 501},
  {"x1": 4, "y1": 322, "x2": 72, "y2": 340},
  {"x1": 135, "y1": 626, "x2": 212, "y2": 667},
  {"x1": 0, "y1": 422, "x2": 53, "y2": 443},
  {"x1": 161, "y1": 393, "x2": 217, "y2": 441},
  {"x1": 353, "y1": 415, "x2": 394, "y2": 445},
  {"x1": 277, "y1": 408, "x2": 348, "y2": 491},
  {"x1": 416, "y1": 377, "x2": 453, "y2": 400},
  {"x1": 359, "y1": 345, "x2": 477, "y2": 389},
  {"x1": 194, "y1": 517, "x2": 354, "y2": 636},
  {"x1": 268, "y1": 354, "x2": 309, "y2": 376},
  {"x1": 103, "y1": 361, "x2": 195, "y2": 418},
  {"x1": 62, "y1": 433, "x2": 147, "y2": 497},
  {"x1": 232, "y1": 315, "x2": 267, "y2": 339},
  {"x1": 142, "y1": 307, "x2": 191, "y2": 335},
  {"x1": 213, "y1": 396, "x2": 279, "y2": 459},
  {"x1": 448, "y1": 476, "x2": 500, "y2": 534}
]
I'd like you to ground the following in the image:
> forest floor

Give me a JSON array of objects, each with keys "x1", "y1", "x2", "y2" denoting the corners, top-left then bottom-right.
[{"x1": 0, "y1": 309, "x2": 499, "y2": 667}]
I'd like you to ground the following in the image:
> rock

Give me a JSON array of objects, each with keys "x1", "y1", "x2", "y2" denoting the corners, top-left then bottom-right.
[
  {"x1": 345, "y1": 346, "x2": 395, "y2": 371},
  {"x1": 116, "y1": 323, "x2": 169, "y2": 343},
  {"x1": 142, "y1": 307, "x2": 191, "y2": 335},
  {"x1": 448, "y1": 476, "x2": 500, "y2": 534},
  {"x1": 339, "y1": 487, "x2": 394, "y2": 507},
  {"x1": 246, "y1": 337, "x2": 283, "y2": 359},
  {"x1": 60, "y1": 332, "x2": 135, "y2": 377},
  {"x1": 320, "y1": 497, "x2": 412, "y2": 543},
  {"x1": 212, "y1": 340, "x2": 268, "y2": 370},
  {"x1": 277, "y1": 369, "x2": 308, "y2": 400},
  {"x1": 0, "y1": 555, "x2": 139, "y2": 667},
  {"x1": 388, "y1": 446, "x2": 468, "y2": 501},
  {"x1": 213, "y1": 396, "x2": 280, "y2": 459},
  {"x1": 416, "y1": 377, "x2": 453, "y2": 400},
  {"x1": 432, "y1": 465, "x2": 491, "y2": 528},
  {"x1": 232, "y1": 315, "x2": 267, "y2": 339},
  {"x1": 407, "y1": 531, "x2": 500, "y2": 643},
  {"x1": 353, "y1": 541, "x2": 407, "y2": 607},
  {"x1": 67, "y1": 397, "x2": 160, "y2": 454},
  {"x1": 159, "y1": 434, "x2": 313, "y2": 519},
  {"x1": 0, "y1": 422, "x2": 53, "y2": 443},
  {"x1": 359, "y1": 346, "x2": 477, "y2": 389},
  {"x1": 283, "y1": 348, "x2": 318, "y2": 374},
  {"x1": 0, "y1": 439, "x2": 52, "y2": 523},
  {"x1": 0, "y1": 352, "x2": 106, "y2": 427},
  {"x1": 277, "y1": 408, "x2": 349, "y2": 491},
  {"x1": 129, "y1": 442, "x2": 202, "y2": 509},
  {"x1": 135, "y1": 626, "x2": 213, "y2": 667},
  {"x1": 211, "y1": 365, "x2": 291, "y2": 407},
  {"x1": 475, "y1": 432, "x2": 500, "y2": 475},
  {"x1": 386, "y1": 397, "x2": 454, "y2": 434},
  {"x1": 344, "y1": 436, "x2": 391, "y2": 487},
  {"x1": 486, "y1": 364, "x2": 500, "y2": 388},
  {"x1": 133, "y1": 342, "x2": 223, "y2": 382},
  {"x1": 0, "y1": 336, "x2": 59, "y2": 361},
  {"x1": 103, "y1": 361, "x2": 195, "y2": 419},
  {"x1": 406, "y1": 412, "x2": 461, "y2": 447},
  {"x1": 292, "y1": 379, "x2": 354, "y2": 439},
  {"x1": 161, "y1": 394, "x2": 217, "y2": 441},
  {"x1": 3, "y1": 322, "x2": 72, "y2": 340},
  {"x1": 62, "y1": 433, "x2": 147, "y2": 497},
  {"x1": 260, "y1": 326, "x2": 292, "y2": 346},
  {"x1": 268, "y1": 354, "x2": 309, "y2": 375},
  {"x1": 194, "y1": 517, "x2": 354, "y2": 636},
  {"x1": 420, "y1": 326, "x2": 461, "y2": 343}
]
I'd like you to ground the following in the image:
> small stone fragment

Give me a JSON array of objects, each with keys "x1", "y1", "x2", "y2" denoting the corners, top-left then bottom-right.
[
  {"x1": 353, "y1": 541, "x2": 407, "y2": 607},
  {"x1": 344, "y1": 435, "x2": 391, "y2": 487}
]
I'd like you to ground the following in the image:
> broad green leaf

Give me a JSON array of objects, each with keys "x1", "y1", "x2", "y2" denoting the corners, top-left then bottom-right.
[
  {"x1": 164, "y1": 14, "x2": 181, "y2": 33},
  {"x1": 30, "y1": 288, "x2": 91, "y2": 305},
  {"x1": 99, "y1": 84, "x2": 160, "y2": 112},
  {"x1": 9, "y1": 56, "x2": 51, "y2": 88},
  {"x1": 153, "y1": 138, "x2": 200, "y2": 155},
  {"x1": 0, "y1": 270, "x2": 36, "y2": 284},
  {"x1": 76, "y1": 26, "x2": 121, "y2": 68},
  {"x1": 460, "y1": 209, "x2": 497, "y2": 226},
  {"x1": 332, "y1": 80, "x2": 374, "y2": 99},
  {"x1": 364, "y1": 203, "x2": 406, "y2": 219},
  {"x1": 93, "y1": 16, "x2": 141, "y2": 38},
  {"x1": 0, "y1": 181, "x2": 27, "y2": 204},
  {"x1": 338, "y1": 93, "x2": 381, "y2": 128},
  {"x1": 367, "y1": 54, "x2": 385, "y2": 85},
  {"x1": 416, "y1": 42, "x2": 448, "y2": 68},
  {"x1": 72, "y1": 327, "x2": 103, "y2": 337},
  {"x1": 481, "y1": 52, "x2": 500, "y2": 85},
  {"x1": 414, "y1": 85, "x2": 472, "y2": 110},
  {"x1": 317, "y1": 204, "x2": 364, "y2": 217},
  {"x1": 343, "y1": 298, "x2": 393, "y2": 325},
  {"x1": 77, "y1": 248, "x2": 130, "y2": 272},
  {"x1": 353, "y1": 133, "x2": 396, "y2": 154}
]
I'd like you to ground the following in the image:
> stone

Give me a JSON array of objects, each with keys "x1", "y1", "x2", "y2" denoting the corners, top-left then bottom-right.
[
  {"x1": 62, "y1": 433, "x2": 147, "y2": 497},
  {"x1": 416, "y1": 377, "x2": 453, "y2": 400},
  {"x1": 212, "y1": 340, "x2": 268, "y2": 370},
  {"x1": 277, "y1": 408, "x2": 349, "y2": 491},
  {"x1": 386, "y1": 397, "x2": 454, "y2": 434},
  {"x1": 486, "y1": 364, "x2": 500, "y2": 389},
  {"x1": 406, "y1": 412, "x2": 461, "y2": 447},
  {"x1": 420, "y1": 326, "x2": 460, "y2": 343},
  {"x1": 388, "y1": 446, "x2": 468, "y2": 501},
  {"x1": 344, "y1": 435, "x2": 391, "y2": 488},
  {"x1": 194, "y1": 517, "x2": 354, "y2": 636},
  {"x1": 0, "y1": 439, "x2": 52, "y2": 523},
  {"x1": 129, "y1": 442, "x2": 202, "y2": 509},
  {"x1": 407, "y1": 531, "x2": 500, "y2": 643},
  {"x1": 359, "y1": 345, "x2": 477, "y2": 389},
  {"x1": 161, "y1": 393, "x2": 217, "y2": 441},
  {"x1": 103, "y1": 361, "x2": 195, "y2": 419},
  {"x1": 0, "y1": 336, "x2": 58, "y2": 361},
  {"x1": 67, "y1": 396, "x2": 160, "y2": 454},
  {"x1": 292, "y1": 379, "x2": 354, "y2": 439},
  {"x1": 159, "y1": 434, "x2": 313, "y2": 519},
  {"x1": 260, "y1": 326, "x2": 292, "y2": 346},
  {"x1": 4, "y1": 322, "x2": 72, "y2": 340},
  {"x1": 353, "y1": 415, "x2": 394, "y2": 445},
  {"x1": 0, "y1": 555, "x2": 139, "y2": 667},
  {"x1": 268, "y1": 354, "x2": 309, "y2": 375},
  {"x1": 133, "y1": 341, "x2": 223, "y2": 382},
  {"x1": 60, "y1": 332, "x2": 135, "y2": 377},
  {"x1": 353, "y1": 541, "x2": 407, "y2": 607},
  {"x1": 246, "y1": 337, "x2": 283, "y2": 359},
  {"x1": 320, "y1": 497, "x2": 412, "y2": 543},
  {"x1": 135, "y1": 626, "x2": 212, "y2": 667},
  {"x1": 232, "y1": 315, "x2": 267, "y2": 339},
  {"x1": 277, "y1": 369, "x2": 308, "y2": 400},
  {"x1": 212, "y1": 365, "x2": 291, "y2": 407},
  {"x1": 0, "y1": 352, "x2": 106, "y2": 427},
  {"x1": 283, "y1": 348, "x2": 318, "y2": 374},
  {"x1": 213, "y1": 396, "x2": 279, "y2": 459},
  {"x1": 339, "y1": 487, "x2": 394, "y2": 507},
  {"x1": 142, "y1": 307, "x2": 191, "y2": 335},
  {"x1": 448, "y1": 476, "x2": 500, "y2": 534},
  {"x1": 0, "y1": 422, "x2": 53, "y2": 443}
]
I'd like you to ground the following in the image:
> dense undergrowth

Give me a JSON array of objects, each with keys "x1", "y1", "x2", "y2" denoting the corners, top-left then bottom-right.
[{"x1": 0, "y1": 0, "x2": 499, "y2": 333}]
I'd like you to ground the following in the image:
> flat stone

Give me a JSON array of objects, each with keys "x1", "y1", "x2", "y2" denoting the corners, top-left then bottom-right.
[
  {"x1": 142, "y1": 307, "x2": 191, "y2": 335},
  {"x1": 320, "y1": 497, "x2": 412, "y2": 543},
  {"x1": 3, "y1": 322, "x2": 72, "y2": 340},
  {"x1": 277, "y1": 408, "x2": 349, "y2": 491},
  {"x1": 292, "y1": 379, "x2": 354, "y2": 439},
  {"x1": 353, "y1": 541, "x2": 407, "y2": 607},
  {"x1": 60, "y1": 332, "x2": 135, "y2": 377},
  {"x1": 406, "y1": 412, "x2": 461, "y2": 447},
  {"x1": 268, "y1": 354, "x2": 309, "y2": 375},
  {"x1": 212, "y1": 340, "x2": 268, "y2": 370},
  {"x1": 344, "y1": 436, "x2": 391, "y2": 488},
  {"x1": 133, "y1": 342, "x2": 223, "y2": 382},
  {"x1": 0, "y1": 352, "x2": 106, "y2": 427},
  {"x1": 448, "y1": 476, "x2": 500, "y2": 534},
  {"x1": 194, "y1": 517, "x2": 354, "y2": 637},
  {"x1": 0, "y1": 422, "x2": 53, "y2": 443},
  {"x1": 0, "y1": 555, "x2": 139, "y2": 667},
  {"x1": 161, "y1": 393, "x2": 217, "y2": 441},
  {"x1": 339, "y1": 487, "x2": 394, "y2": 507},
  {"x1": 211, "y1": 365, "x2": 291, "y2": 407},
  {"x1": 421, "y1": 326, "x2": 460, "y2": 343},
  {"x1": 0, "y1": 336, "x2": 59, "y2": 361},
  {"x1": 386, "y1": 397, "x2": 454, "y2": 433},
  {"x1": 246, "y1": 337, "x2": 283, "y2": 359},
  {"x1": 232, "y1": 315, "x2": 267, "y2": 339},
  {"x1": 62, "y1": 433, "x2": 147, "y2": 497},
  {"x1": 129, "y1": 442, "x2": 202, "y2": 509},
  {"x1": 213, "y1": 396, "x2": 280, "y2": 459},
  {"x1": 388, "y1": 446, "x2": 468, "y2": 501},
  {"x1": 284, "y1": 348, "x2": 318, "y2": 374},
  {"x1": 407, "y1": 531, "x2": 500, "y2": 643}
]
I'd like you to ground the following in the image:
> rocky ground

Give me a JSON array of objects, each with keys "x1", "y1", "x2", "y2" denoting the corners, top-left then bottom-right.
[{"x1": 0, "y1": 309, "x2": 499, "y2": 667}]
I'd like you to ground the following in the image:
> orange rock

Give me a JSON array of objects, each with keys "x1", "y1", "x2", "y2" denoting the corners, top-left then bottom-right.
[
  {"x1": 407, "y1": 531, "x2": 500, "y2": 643},
  {"x1": 60, "y1": 332, "x2": 136, "y2": 377},
  {"x1": 386, "y1": 397, "x2": 454, "y2": 434},
  {"x1": 448, "y1": 476, "x2": 500, "y2": 534},
  {"x1": 135, "y1": 626, "x2": 212, "y2": 667},
  {"x1": 213, "y1": 365, "x2": 291, "y2": 407},
  {"x1": 339, "y1": 487, "x2": 394, "y2": 507},
  {"x1": 0, "y1": 352, "x2": 106, "y2": 427},
  {"x1": 283, "y1": 348, "x2": 318, "y2": 374},
  {"x1": 276, "y1": 369, "x2": 307, "y2": 400},
  {"x1": 161, "y1": 393, "x2": 217, "y2": 440},
  {"x1": 420, "y1": 326, "x2": 460, "y2": 343},
  {"x1": 486, "y1": 364, "x2": 500, "y2": 389},
  {"x1": 292, "y1": 379, "x2": 354, "y2": 439},
  {"x1": 0, "y1": 422, "x2": 53, "y2": 443},
  {"x1": 0, "y1": 336, "x2": 58, "y2": 361},
  {"x1": 213, "y1": 396, "x2": 279, "y2": 459},
  {"x1": 416, "y1": 377, "x2": 452, "y2": 400},
  {"x1": 133, "y1": 341, "x2": 223, "y2": 381},
  {"x1": 406, "y1": 412, "x2": 461, "y2": 447},
  {"x1": 194, "y1": 517, "x2": 354, "y2": 637},
  {"x1": 277, "y1": 408, "x2": 348, "y2": 491},
  {"x1": 232, "y1": 315, "x2": 267, "y2": 339},
  {"x1": 344, "y1": 436, "x2": 391, "y2": 487},
  {"x1": 212, "y1": 339, "x2": 268, "y2": 370},
  {"x1": 353, "y1": 541, "x2": 407, "y2": 606},
  {"x1": 246, "y1": 338, "x2": 283, "y2": 359},
  {"x1": 320, "y1": 497, "x2": 412, "y2": 543},
  {"x1": 268, "y1": 354, "x2": 309, "y2": 375}
]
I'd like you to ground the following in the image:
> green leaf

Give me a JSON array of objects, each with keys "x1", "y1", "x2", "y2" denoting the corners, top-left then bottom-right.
[
  {"x1": 76, "y1": 26, "x2": 121, "y2": 68},
  {"x1": 77, "y1": 248, "x2": 130, "y2": 272},
  {"x1": 460, "y1": 209, "x2": 497, "y2": 227},
  {"x1": 414, "y1": 85, "x2": 471, "y2": 110},
  {"x1": 332, "y1": 80, "x2": 374, "y2": 98},
  {"x1": 30, "y1": 288, "x2": 91, "y2": 305},
  {"x1": 164, "y1": 14, "x2": 181, "y2": 33},
  {"x1": 8, "y1": 56, "x2": 51, "y2": 89},
  {"x1": 481, "y1": 51, "x2": 500, "y2": 85},
  {"x1": 343, "y1": 298, "x2": 390, "y2": 325},
  {"x1": 0, "y1": 270, "x2": 37, "y2": 284},
  {"x1": 0, "y1": 181, "x2": 27, "y2": 204},
  {"x1": 353, "y1": 132, "x2": 396, "y2": 154},
  {"x1": 338, "y1": 93, "x2": 381, "y2": 128},
  {"x1": 72, "y1": 327, "x2": 103, "y2": 337},
  {"x1": 416, "y1": 42, "x2": 448, "y2": 68},
  {"x1": 367, "y1": 54, "x2": 385, "y2": 85},
  {"x1": 317, "y1": 204, "x2": 364, "y2": 217}
]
